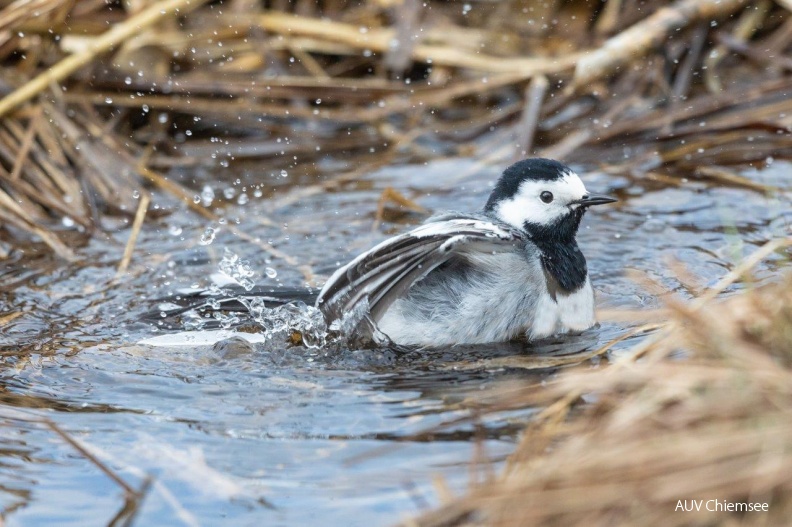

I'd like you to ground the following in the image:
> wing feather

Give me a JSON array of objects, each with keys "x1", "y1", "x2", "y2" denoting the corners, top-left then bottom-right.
[{"x1": 317, "y1": 217, "x2": 523, "y2": 329}]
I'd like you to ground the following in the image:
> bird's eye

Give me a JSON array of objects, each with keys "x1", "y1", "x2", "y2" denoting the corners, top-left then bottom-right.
[{"x1": 540, "y1": 191, "x2": 554, "y2": 204}]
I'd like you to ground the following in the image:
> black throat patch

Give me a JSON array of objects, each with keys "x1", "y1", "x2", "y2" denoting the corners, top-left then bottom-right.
[{"x1": 523, "y1": 209, "x2": 588, "y2": 295}]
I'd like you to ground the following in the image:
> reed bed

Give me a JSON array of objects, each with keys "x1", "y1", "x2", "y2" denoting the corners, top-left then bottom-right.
[
  {"x1": 0, "y1": 0, "x2": 789, "y2": 259},
  {"x1": 1, "y1": 2, "x2": 791, "y2": 524},
  {"x1": 406, "y1": 239, "x2": 792, "y2": 527}
]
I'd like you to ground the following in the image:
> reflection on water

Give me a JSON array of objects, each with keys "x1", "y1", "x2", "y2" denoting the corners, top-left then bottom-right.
[{"x1": 0, "y1": 156, "x2": 789, "y2": 525}]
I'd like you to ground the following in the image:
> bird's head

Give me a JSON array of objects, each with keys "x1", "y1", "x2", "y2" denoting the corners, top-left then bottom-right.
[{"x1": 484, "y1": 158, "x2": 616, "y2": 242}]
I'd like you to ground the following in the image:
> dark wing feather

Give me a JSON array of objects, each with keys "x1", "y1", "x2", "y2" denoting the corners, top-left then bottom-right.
[
  {"x1": 145, "y1": 285, "x2": 319, "y2": 324},
  {"x1": 317, "y1": 217, "x2": 523, "y2": 327}
]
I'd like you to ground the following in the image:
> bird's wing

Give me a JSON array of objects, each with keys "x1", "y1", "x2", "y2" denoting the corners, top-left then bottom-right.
[{"x1": 317, "y1": 217, "x2": 524, "y2": 327}]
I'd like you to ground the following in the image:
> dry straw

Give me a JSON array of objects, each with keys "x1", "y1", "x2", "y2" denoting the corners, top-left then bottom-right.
[
  {"x1": 0, "y1": 0, "x2": 789, "y2": 261},
  {"x1": 407, "y1": 238, "x2": 792, "y2": 527}
]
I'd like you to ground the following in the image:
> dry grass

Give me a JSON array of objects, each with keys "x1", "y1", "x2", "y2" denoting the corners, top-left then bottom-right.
[
  {"x1": 0, "y1": 0, "x2": 790, "y2": 259},
  {"x1": 407, "y1": 238, "x2": 792, "y2": 527}
]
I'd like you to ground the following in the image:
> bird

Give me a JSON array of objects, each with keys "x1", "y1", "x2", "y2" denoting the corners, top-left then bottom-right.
[{"x1": 316, "y1": 158, "x2": 617, "y2": 347}]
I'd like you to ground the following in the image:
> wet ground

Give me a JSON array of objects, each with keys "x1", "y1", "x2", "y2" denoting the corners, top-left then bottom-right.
[{"x1": 1, "y1": 153, "x2": 790, "y2": 526}]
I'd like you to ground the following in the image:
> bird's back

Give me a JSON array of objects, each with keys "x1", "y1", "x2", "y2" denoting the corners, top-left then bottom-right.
[{"x1": 377, "y1": 235, "x2": 550, "y2": 346}]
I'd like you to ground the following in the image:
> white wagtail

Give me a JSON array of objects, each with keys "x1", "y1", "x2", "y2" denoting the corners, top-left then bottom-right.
[{"x1": 316, "y1": 158, "x2": 617, "y2": 347}]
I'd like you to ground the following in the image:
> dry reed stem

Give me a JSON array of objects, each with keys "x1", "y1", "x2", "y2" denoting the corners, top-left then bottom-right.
[
  {"x1": 0, "y1": 185, "x2": 75, "y2": 259},
  {"x1": 0, "y1": 0, "x2": 65, "y2": 34},
  {"x1": 691, "y1": 236, "x2": 792, "y2": 307},
  {"x1": 258, "y1": 11, "x2": 580, "y2": 76},
  {"x1": 8, "y1": 105, "x2": 42, "y2": 181},
  {"x1": 695, "y1": 165, "x2": 779, "y2": 193},
  {"x1": 116, "y1": 192, "x2": 150, "y2": 277},
  {"x1": 136, "y1": 164, "x2": 215, "y2": 222},
  {"x1": 0, "y1": 311, "x2": 23, "y2": 325},
  {"x1": 610, "y1": 236, "x2": 792, "y2": 364},
  {"x1": 594, "y1": 77, "x2": 792, "y2": 142},
  {"x1": 40, "y1": 417, "x2": 154, "y2": 527},
  {"x1": 513, "y1": 75, "x2": 548, "y2": 161},
  {"x1": 704, "y1": 0, "x2": 772, "y2": 93},
  {"x1": 0, "y1": 0, "x2": 211, "y2": 118},
  {"x1": 45, "y1": 419, "x2": 137, "y2": 496},
  {"x1": 0, "y1": 1, "x2": 789, "y2": 263},
  {"x1": 594, "y1": 0, "x2": 624, "y2": 35},
  {"x1": 372, "y1": 187, "x2": 427, "y2": 232},
  {"x1": 574, "y1": 0, "x2": 746, "y2": 87}
]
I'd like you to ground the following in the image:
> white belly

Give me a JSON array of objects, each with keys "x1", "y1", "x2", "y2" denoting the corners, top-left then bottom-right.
[
  {"x1": 528, "y1": 277, "x2": 595, "y2": 340},
  {"x1": 377, "y1": 252, "x2": 596, "y2": 347}
]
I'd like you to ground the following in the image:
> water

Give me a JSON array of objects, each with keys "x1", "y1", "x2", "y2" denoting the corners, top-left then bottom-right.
[{"x1": 1, "y1": 156, "x2": 789, "y2": 526}]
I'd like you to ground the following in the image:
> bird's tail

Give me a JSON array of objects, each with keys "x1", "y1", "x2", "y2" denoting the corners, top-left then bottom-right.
[{"x1": 144, "y1": 285, "x2": 320, "y2": 327}]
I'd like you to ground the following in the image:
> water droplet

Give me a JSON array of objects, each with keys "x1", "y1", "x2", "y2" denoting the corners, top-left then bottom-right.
[
  {"x1": 265, "y1": 267, "x2": 277, "y2": 279},
  {"x1": 201, "y1": 185, "x2": 215, "y2": 206},
  {"x1": 200, "y1": 226, "x2": 217, "y2": 245},
  {"x1": 279, "y1": 170, "x2": 288, "y2": 178}
]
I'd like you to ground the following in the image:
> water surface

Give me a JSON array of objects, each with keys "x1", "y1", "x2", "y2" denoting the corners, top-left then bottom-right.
[{"x1": 1, "y1": 154, "x2": 789, "y2": 526}]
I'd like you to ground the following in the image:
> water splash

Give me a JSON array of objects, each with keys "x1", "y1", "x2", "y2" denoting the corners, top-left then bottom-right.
[
  {"x1": 218, "y1": 248, "x2": 256, "y2": 291},
  {"x1": 329, "y1": 297, "x2": 370, "y2": 336},
  {"x1": 241, "y1": 298, "x2": 327, "y2": 348},
  {"x1": 178, "y1": 251, "x2": 329, "y2": 347}
]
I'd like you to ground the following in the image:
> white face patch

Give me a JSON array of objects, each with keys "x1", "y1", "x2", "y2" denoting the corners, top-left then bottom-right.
[{"x1": 492, "y1": 170, "x2": 588, "y2": 229}]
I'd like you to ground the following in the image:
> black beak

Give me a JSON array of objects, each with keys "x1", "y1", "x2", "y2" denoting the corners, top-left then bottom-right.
[{"x1": 573, "y1": 194, "x2": 618, "y2": 207}]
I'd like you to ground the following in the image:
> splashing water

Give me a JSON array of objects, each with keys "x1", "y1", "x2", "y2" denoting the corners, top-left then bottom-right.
[
  {"x1": 178, "y1": 250, "x2": 330, "y2": 346},
  {"x1": 329, "y1": 297, "x2": 370, "y2": 336},
  {"x1": 241, "y1": 298, "x2": 328, "y2": 348},
  {"x1": 218, "y1": 248, "x2": 256, "y2": 291}
]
